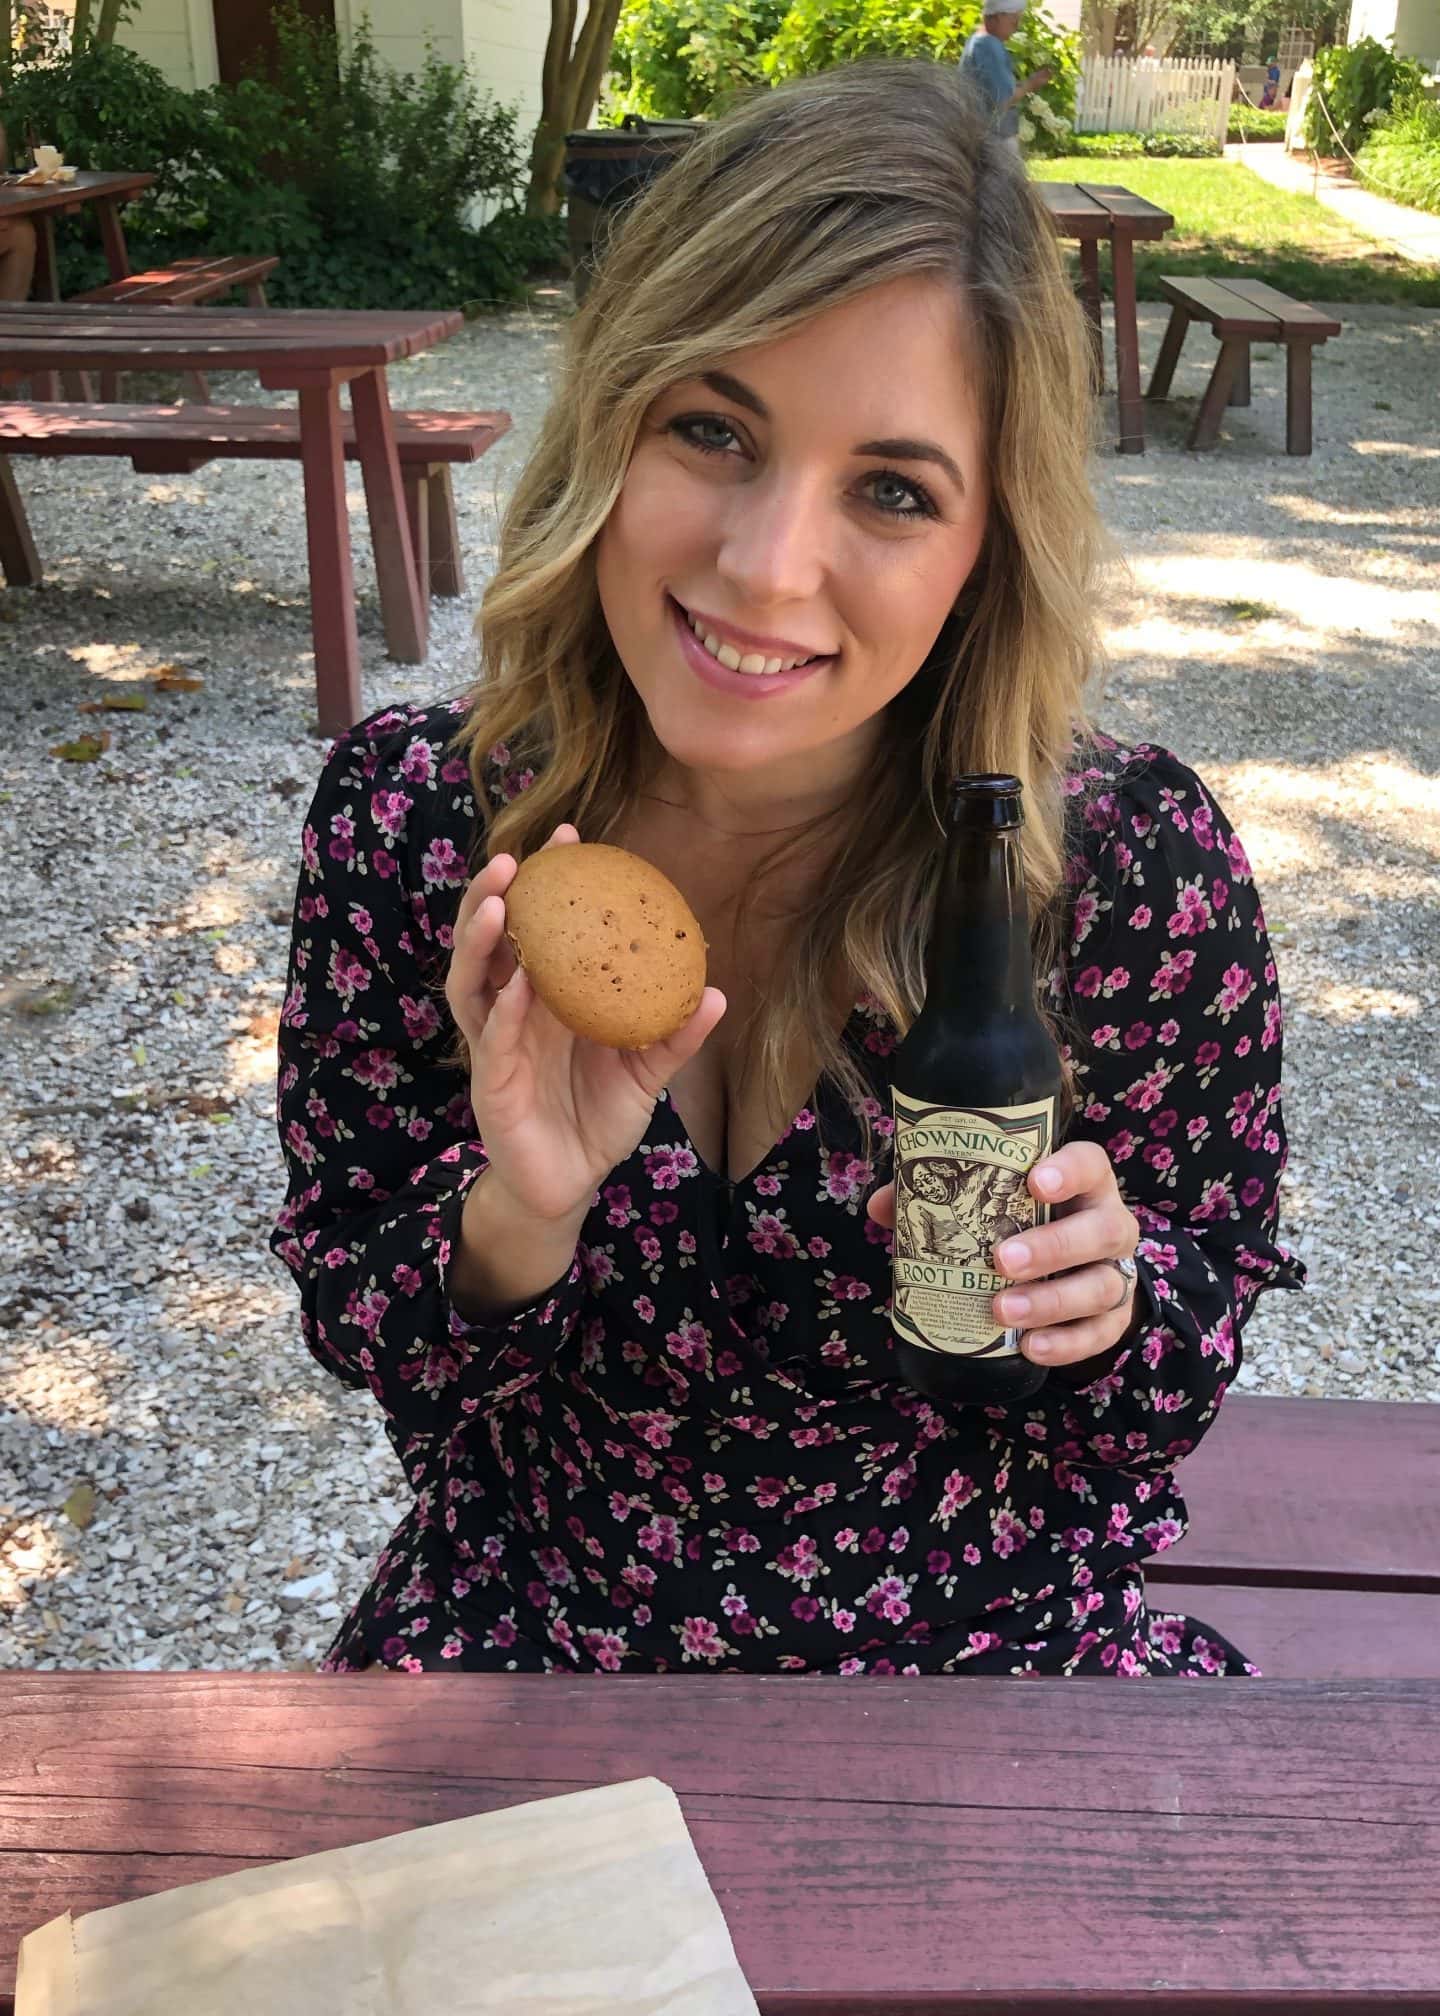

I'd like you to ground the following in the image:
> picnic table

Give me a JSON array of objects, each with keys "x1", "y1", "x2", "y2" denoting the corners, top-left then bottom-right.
[
  {"x1": 3, "y1": 1668, "x2": 1438, "y2": 2010},
  {"x1": 0, "y1": 303, "x2": 465, "y2": 734},
  {"x1": 0, "y1": 169, "x2": 154, "y2": 300},
  {"x1": 1038, "y1": 180, "x2": 1175, "y2": 456}
]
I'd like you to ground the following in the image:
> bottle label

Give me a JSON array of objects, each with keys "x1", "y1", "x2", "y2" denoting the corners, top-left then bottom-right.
[{"x1": 890, "y1": 1090, "x2": 1057, "y2": 1360}]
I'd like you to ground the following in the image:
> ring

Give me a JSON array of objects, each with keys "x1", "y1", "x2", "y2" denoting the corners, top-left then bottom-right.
[{"x1": 1109, "y1": 1255, "x2": 1139, "y2": 1309}]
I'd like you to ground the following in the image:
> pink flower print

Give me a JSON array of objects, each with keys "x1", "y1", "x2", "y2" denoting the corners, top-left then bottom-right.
[
  {"x1": 1128, "y1": 903, "x2": 1152, "y2": 930},
  {"x1": 927, "y1": 1549, "x2": 951, "y2": 1576},
  {"x1": 603, "y1": 1182, "x2": 633, "y2": 1228},
  {"x1": 1262, "y1": 996, "x2": 1282, "y2": 1050},
  {"x1": 991, "y1": 1509, "x2": 1029, "y2": 1558},
  {"x1": 371, "y1": 787, "x2": 413, "y2": 838},
  {"x1": 328, "y1": 945, "x2": 371, "y2": 1007},
  {"x1": 637, "y1": 1516, "x2": 680, "y2": 1563},
  {"x1": 327, "y1": 812, "x2": 356, "y2": 864},
  {"x1": 1123, "y1": 1020, "x2": 1153, "y2": 1051},
  {"x1": 398, "y1": 736, "x2": 437, "y2": 786},
  {"x1": 1201, "y1": 1312, "x2": 1238, "y2": 1364},
  {"x1": 1152, "y1": 947, "x2": 1197, "y2": 999},
  {"x1": 1071, "y1": 890, "x2": 1101, "y2": 946},
  {"x1": 1168, "y1": 880, "x2": 1212, "y2": 938},
  {"x1": 399, "y1": 993, "x2": 441, "y2": 1042},
  {"x1": 754, "y1": 1172, "x2": 782, "y2": 1196},
  {"x1": 776, "y1": 1535, "x2": 822, "y2": 1586},
  {"x1": 1214, "y1": 962, "x2": 1256, "y2": 1019},
  {"x1": 1194, "y1": 1177, "x2": 1236, "y2": 1224},
  {"x1": 1107, "y1": 1127, "x2": 1140, "y2": 1163},
  {"x1": 1073, "y1": 964, "x2": 1103, "y2": 998},
  {"x1": 582, "y1": 1630, "x2": 627, "y2": 1672},
  {"x1": 644, "y1": 1144, "x2": 698, "y2": 1190},
  {"x1": 938, "y1": 1471, "x2": 978, "y2": 1522},
  {"x1": 679, "y1": 1615, "x2": 727, "y2": 1663},
  {"x1": 808, "y1": 1235, "x2": 833, "y2": 1259},
  {"x1": 962, "y1": 1543, "x2": 982, "y2": 1566},
  {"x1": 351, "y1": 1048, "x2": 400, "y2": 1092},
  {"x1": 747, "y1": 1211, "x2": 799, "y2": 1259},
  {"x1": 821, "y1": 1151, "x2": 873, "y2": 1203},
  {"x1": 421, "y1": 835, "x2": 465, "y2": 887}
]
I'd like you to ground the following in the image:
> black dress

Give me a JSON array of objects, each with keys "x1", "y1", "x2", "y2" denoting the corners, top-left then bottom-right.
[{"x1": 272, "y1": 699, "x2": 1304, "y2": 1676}]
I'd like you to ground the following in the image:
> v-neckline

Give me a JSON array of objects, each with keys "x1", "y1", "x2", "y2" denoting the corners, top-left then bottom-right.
[{"x1": 658, "y1": 998, "x2": 876, "y2": 1191}]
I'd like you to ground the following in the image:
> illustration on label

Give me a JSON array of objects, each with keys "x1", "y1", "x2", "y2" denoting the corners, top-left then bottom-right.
[{"x1": 891, "y1": 1092, "x2": 1056, "y2": 1359}]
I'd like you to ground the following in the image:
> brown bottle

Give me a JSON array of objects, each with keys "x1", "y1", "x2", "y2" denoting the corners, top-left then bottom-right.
[{"x1": 889, "y1": 776, "x2": 1062, "y2": 1403}]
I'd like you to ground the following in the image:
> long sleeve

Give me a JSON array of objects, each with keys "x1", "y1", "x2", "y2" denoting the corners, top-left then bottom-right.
[
  {"x1": 269, "y1": 705, "x2": 585, "y2": 1435},
  {"x1": 1044, "y1": 743, "x2": 1305, "y2": 1475}
]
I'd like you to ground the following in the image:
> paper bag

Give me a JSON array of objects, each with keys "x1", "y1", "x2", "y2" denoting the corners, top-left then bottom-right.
[{"x1": 17, "y1": 1776, "x2": 757, "y2": 2016}]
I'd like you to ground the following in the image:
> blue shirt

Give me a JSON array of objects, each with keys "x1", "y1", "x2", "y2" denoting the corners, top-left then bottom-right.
[{"x1": 960, "y1": 28, "x2": 1019, "y2": 138}]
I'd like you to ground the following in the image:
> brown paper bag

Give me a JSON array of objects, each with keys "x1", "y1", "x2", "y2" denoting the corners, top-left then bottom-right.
[{"x1": 17, "y1": 1776, "x2": 757, "y2": 2015}]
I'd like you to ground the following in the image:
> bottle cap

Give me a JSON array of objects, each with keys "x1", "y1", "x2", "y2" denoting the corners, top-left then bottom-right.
[{"x1": 947, "y1": 774, "x2": 1024, "y2": 829}]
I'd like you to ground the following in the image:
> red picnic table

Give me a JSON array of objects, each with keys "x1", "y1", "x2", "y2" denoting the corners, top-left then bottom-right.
[
  {"x1": 1037, "y1": 180, "x2": 1175, "y2": 456},
  {"x1": 3, "y1": 1669, "x2": 1438, "y2": 2011},
  {"x1": 0, "y1": 168, "x2": 154, "y2": 300},
  {"x1": 0, "y1": 303, "x2": 473, "y2": 734}
]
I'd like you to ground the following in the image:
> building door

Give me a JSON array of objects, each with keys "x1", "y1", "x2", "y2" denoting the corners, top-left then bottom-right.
[{"x1": 212, "y1": 0, "x2": 337, "y2": 85}]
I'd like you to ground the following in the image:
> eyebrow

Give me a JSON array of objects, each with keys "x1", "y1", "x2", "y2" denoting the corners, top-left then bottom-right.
[{"x1": 699, "y1": 369, "x2": 966, "y2": 494}]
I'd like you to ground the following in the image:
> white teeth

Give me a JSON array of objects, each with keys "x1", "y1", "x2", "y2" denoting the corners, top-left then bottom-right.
[{"x1": 685, "y1": 606, "x2": 814, "y2": 675}]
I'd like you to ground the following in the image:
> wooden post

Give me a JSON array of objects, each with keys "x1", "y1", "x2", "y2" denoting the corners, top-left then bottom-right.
[
  {"x1": 349, "y1": 366, "x2": 427, "y2": 665},
  {"x1": 1286, "y1": 341, "x2": 1314, "y2": 456},
  {"x1": 1189, "y1": 339, "x2": 1244, "y2": 450},
  {"x1": 0, "y1": 455, "x2": 41, "y2": 587},
  {"x1": 402, "y1": 470, "x2": 431, "y2": 602},
  {"x1": 1077, "y1": 238, "x2": 1104, "y2": 390},
  {"x1": 1145, "y1": 304, "x2": 1189, "y2": 401},
  {"x1": 296, "y1": 377, "x2": 363, "y2": 738},
  {"x1": 1227, "y1": 344, "x2": 1252, "y2": 407},
  {"x1": 427, "y1": 466, "x2": 465, "y2": 597},
  {"x1": 1109, "y1": 229, "x2": 1145, "y2": 454},
  {"x1": 94, "y1": 197, "x2": 131, "y2": 281}
]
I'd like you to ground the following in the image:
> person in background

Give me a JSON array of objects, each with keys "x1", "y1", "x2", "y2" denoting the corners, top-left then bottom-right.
[
  {"x1": 0, "y1": 216, "x2": 38, "y2": 300},
  {"x1": 958, "y1": 3, "x2": 1053, "y2": 155},
  {"x1": 1259, "y1": 57, "x2": 1282, "y2": 111}
]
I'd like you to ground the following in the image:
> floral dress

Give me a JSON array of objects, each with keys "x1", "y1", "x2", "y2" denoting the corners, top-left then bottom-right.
[{"x1": 272, "y1": 699, "x2": 1304, "y2": 1677}]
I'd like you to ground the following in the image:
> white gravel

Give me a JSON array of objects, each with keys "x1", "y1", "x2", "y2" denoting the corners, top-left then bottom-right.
[{"x1": 1, "y1": 295, "x2": 1436, "y2": 1672}]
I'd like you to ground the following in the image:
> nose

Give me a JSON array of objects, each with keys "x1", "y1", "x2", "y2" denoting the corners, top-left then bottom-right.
[{"x1": 714, "y1": 467, "x2": 829, "y2": 612}]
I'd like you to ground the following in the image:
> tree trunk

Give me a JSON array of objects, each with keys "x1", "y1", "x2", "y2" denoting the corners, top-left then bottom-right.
[
  {"x1": 96, "y1": 0, "x2": 126, "y2": 46},
  {"x1": 525, "y1": 0, "x2": 624, "y2": 217},
  {"x1": 72, "y1": 0, "x2": 94, "y2": 48}
]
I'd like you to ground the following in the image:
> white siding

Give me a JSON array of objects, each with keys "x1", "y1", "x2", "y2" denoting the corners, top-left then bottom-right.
[
  {"x1": 333, "y1": 0, "x2": 467, "y2": 75},
  {"x1": 461, "y1": 0, "x2": 552, "y2": 128},
  {"x1": 117, "y1": 0, "x2": 218, "y2": 90}
]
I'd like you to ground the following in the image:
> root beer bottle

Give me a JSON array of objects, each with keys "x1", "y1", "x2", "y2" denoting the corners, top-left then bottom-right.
[{"x1": 889, "y1": 775, "x2": 1061, "y2": 1404}]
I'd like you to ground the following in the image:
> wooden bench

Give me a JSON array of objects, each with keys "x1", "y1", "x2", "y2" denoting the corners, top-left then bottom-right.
[
  {"x1": 1145, "y1": 275, "x2": 1343, "y2": 454},
  {"x1": 74, "y1": 254, "x2": 280, "y2": 402},
  {"x1": 1148, "y1": 1394, "x2": 1440, "y2": 1676},
  {"x1": 0, "y1": 401, "x2": 510, "y2": 600}
]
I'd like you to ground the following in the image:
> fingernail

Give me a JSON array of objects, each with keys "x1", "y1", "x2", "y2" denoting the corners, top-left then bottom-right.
[
  {"x1": 1000, "y1": 1293, "x2": 1031, "y2": 1320},
  {"x1": 1034, "y1": 1164, "x2": 1062, "y2": 1194},
  {"x1": 1026, "y1": 1335, "x2": 1053, "y2": 1359},
  {"x1": 997, "y1": 1241, "x2": 1031, "y2": 1272}
]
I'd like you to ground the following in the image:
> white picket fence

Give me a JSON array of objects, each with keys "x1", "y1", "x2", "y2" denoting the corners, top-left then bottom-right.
[{"x1": 1075, "y1": 56, "x2": 1236, "y2": 144}]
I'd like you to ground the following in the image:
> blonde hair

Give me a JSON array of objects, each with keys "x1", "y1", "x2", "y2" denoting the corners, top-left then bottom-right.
[{"x1": 454, "y1": 59, "x2": 1103, "y2": 1151}]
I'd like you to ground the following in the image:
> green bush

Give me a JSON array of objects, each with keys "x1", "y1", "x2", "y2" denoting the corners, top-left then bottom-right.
[
  {"x1": 762, "y1": 0, "x2": 1079, "y2": 135},
  {"x1": 1069, "y1": 130, "x2": 1221, "y2": 159},
  {"x1": 608, "y1": 0, "x2": 789, "y2": 119},
  {"x1": 2, "y1": 7, "x2": 554, "y2": 309},
  {"x1": 1226, "y1": 107, "x2": 1288, "y2": 143},
  {"x1": 1355, "y1": 89, "x2": 1440, "y2": 216},
  {"x1": 1305, "y1": 36, "x2": 1427, "y2": 156}
]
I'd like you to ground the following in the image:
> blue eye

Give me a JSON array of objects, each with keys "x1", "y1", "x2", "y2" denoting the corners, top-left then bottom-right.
[
  {"x1": 866, "y1": 470, "x2": 939, "y2": 521},
  {"x1": 668, "y1": 416, "x2": 940, "y2": 522}
]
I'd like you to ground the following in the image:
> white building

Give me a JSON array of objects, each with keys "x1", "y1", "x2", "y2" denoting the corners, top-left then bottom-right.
[
  {"x1": 118, "y1": 1, "x2": 552, "y2": 121},
  {"x1": 1347, "y1": 0, "x2": 1440, "y2": 69}
]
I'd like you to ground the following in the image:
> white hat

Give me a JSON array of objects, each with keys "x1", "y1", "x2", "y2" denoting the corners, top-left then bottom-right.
[{"x1": 984, "y1": 1, "x2": 1026, "y2": 13}]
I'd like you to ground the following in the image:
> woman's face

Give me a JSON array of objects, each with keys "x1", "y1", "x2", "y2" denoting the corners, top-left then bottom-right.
[{"x1": 595, "y1": 275, "x2": 990, "y2": 802}]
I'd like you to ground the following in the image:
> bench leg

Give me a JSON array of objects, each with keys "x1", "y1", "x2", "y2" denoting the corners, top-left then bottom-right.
[
  {"x1": 244, "y1": 282, "x2": 270, "y2": 309},
  {"x1": 1109, "y1": 231, "x2": 1145, "y2": 454},
  {"x1": 350, "y1": 367, "x2": 427, "y2": 665},
  {"x1": 403, "y1": 471, "x2": 432, "y2": 603},
  {"x1": 0, "y1": 457, "x2": 42, "y2": 589},
  {"x1": 427, "y1": 465, "x2": 465, "y2": 597},
  {"x1": 1076, "y1": 238, "x2": 1104, "y2": 391},
  {"x1": 1227, "y1": 344, "x2": 1251, "y2": 408},
  {"x1": 1188, "y1": 339, "x2": 1245, "y2": 451},
  {"x1": 1146, "y1": 305, "x2": 1190, "y2": 401},
  {"x1": 186, "y1": 372, "x2": 213, "y2": 404},
  {"x1": 1286, "y1": 341, "x2": 1316, "y2": 456},
  {"x1": 297, "y1": 379, "x2": 363, "y2": 738}
]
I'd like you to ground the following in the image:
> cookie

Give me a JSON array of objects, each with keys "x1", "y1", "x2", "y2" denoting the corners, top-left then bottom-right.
[{"x1": 504, "y1": 843, "x2": 707, "y2": 1049}]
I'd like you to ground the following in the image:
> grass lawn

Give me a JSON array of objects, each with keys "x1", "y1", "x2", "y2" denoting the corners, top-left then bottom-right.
[{"x1": 1031, "y1": 157, "x2": 1440, "y2": 307}]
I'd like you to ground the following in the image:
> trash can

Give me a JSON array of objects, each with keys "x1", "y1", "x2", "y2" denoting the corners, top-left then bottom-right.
[{"x1": 563, "y1": 116, "x2": 703, "y2": 302}]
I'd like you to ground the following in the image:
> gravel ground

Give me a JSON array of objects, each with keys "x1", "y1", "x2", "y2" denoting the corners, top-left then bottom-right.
[{"x1": 2, "y1": 296, "x2": 1437, "y2": 1672}]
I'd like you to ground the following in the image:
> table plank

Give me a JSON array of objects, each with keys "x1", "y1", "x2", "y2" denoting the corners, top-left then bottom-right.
[
  {"x1": 0, "y1": 171, "x2": 154, "y2": 222},
  {"x1": 1212, "y1": 277, "x2": 1344, "y2": 338},
  {"x1": 1034, "y1": 181, "x2": 1110, "y2": 237},
  {"x1": 3, "y1": 1674, "x2": 1439, "y2": 2009},
  {"x1": 1158, "y1": 1397, "x2": 1440, "y2": 1591},
  {"x1": 0, "y1": 304, "x2": 464, "y2": 375},
  {"x1": 1075, "y1": 182, "x2": 1176, "y2": 237},
  {"x1": 1146, "y1": 1580, "x2": 1440, "y2": 1677}
]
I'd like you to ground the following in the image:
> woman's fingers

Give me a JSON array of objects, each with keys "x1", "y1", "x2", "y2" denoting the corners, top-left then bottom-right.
[
  {"x1": 866, "y1": 1182, "x2": 896, "y2": 1230},
  {"x1": 627, "y1": 987, "x2": 728, "y2": 1097},
  {"x1": 995, "y1": 1259, "x2": 1132, "y2": 1338}
]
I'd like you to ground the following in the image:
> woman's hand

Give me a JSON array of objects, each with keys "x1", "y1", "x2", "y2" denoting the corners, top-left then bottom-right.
[
  {"x1": 866, "y1": 1141, "x2": 1141, "y2": 1367},
  {"x1": 445, "y1": 825, "x2": 727, "y2": 1227}
]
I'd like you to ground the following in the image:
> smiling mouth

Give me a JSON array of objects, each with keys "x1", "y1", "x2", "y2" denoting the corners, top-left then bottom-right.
[{"x1": 671, "y1": 597, "x2": 832, "y2": 678}]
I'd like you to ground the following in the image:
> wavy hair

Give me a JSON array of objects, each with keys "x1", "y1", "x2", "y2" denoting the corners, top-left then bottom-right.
[{"x1": 453, "y1": 59, "x2": 1105, "y2": 1150}]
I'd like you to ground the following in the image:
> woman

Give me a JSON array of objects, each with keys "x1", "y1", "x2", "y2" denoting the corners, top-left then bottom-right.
[{"x1": 273, "y1": 61, "x2": 1303, "y2": 1677}]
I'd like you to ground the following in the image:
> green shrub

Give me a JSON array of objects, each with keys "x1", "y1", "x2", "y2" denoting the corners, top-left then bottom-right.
[
  {"x1": 1305, "y1": 36, "x2": 1427, "y2": 156},
  {"x1": 1354, "y1": 89, "x2": 1440, "y2": 216},
  {"x1": 1069, "y1": 130, "x2": 1221, "y2": 158},
  {"x1": 608, "y1": 0, "x2": 789, "y2": 119},
  {"x1": 762, "y1": 0, "x2": 1079, "y2": 135},
  {"x1": 3, "y1": 6, "x2": 551, "y2": 309},
  {"x1": 1226, "y1": 107, "x2": 1288, "y2": 143}
]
